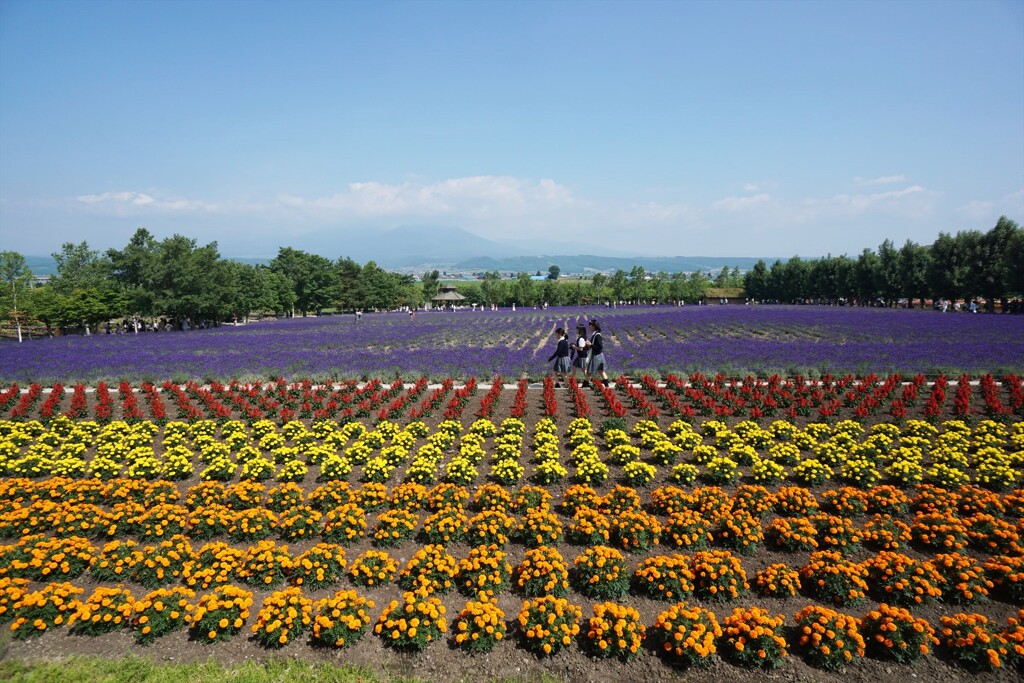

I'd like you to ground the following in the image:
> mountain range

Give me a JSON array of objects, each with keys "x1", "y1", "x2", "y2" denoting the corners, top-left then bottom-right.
[{"x1": 24, "y1": 225, "x2": 780, "y2": 275}]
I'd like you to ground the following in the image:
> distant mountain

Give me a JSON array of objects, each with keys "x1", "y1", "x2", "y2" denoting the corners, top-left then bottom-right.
[
  {"x1": 22, "y1": 224, "x2": 782, "y2": 275},
  {"x1": 452, "y1": 254, "x2": 777, "y2": 274},
  {"x1": 298, "y1": 224, "x2": 638, "y2": 268}
]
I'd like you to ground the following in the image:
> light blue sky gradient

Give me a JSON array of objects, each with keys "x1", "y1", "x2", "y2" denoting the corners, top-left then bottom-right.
[{"x1": 1, "y1": 0, "x2": 1021, "y2": 259}]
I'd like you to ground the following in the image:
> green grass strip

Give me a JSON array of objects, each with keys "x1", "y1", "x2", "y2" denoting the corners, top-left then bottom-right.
[{"x1": 0, "y1": 657, "x2": 423, "y2": 683}]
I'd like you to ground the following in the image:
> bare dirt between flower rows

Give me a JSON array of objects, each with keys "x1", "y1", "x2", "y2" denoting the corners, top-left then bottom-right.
[{"x1": 1, "y1": 387, "x2": 1020, "y2": 683}]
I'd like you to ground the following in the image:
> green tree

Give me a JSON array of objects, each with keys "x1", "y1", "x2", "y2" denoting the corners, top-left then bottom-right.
[
  {"x1": 270, "y1": 248, "x2": 339, "y2": 315},
  {"x1": 146, "y1": 235, "x2": 229, "y2": 321},
  {"x1": 975, "y1": 216, "x2": 1020, "y2": 301},
  {"x1": 854, "y1": 248, "x2": 882, "y2": 303},
  {"x1": 897, "y1": 240, "x2": 931, "y2": 308},
  {"x1": 928, "y1": 231, "x2": 972, "y2": 301},
  {"x1": 514, "y1": 272, "x2": 535, "y2": 307},
  {"x1": 480, "y1": 271, "x2": 505, "y2": 307},
  {"x1": 547, "y1": 265, "x2": 560, "y2": 280},
  {"x1": 0, "y1": 251, "x2": 31, "y2": 342},
  {"x1": 1007, "y1": 226, "x2": 1024, "y2": 297},
  {"x1": 608, "y1": 269, "x2": 628, "y2": 302},
  {"x1": 780, "y1": 256, "x2": 809, "y2": 302},
  {"x1": 629, "y1": 266, "x2": 647, "y2": 303},
  {"x1": 107, "y1": 227, "x2": 158, "y2": 315},
  {"x1": 51, "y1": 242, "x2": 111, "y2": 294},
  {"x1": 541, "y1": 279, "x2": 560, "y2": 306},
  {"x1": 877, "y1": 239, "x2": 901, "y2": 306},
  {"x1": 420, "y1": 270, "x2": 441, "y2": 304},
  {"x1": 589, "y1": 273, "x2": 608, "y2": 303},
  {"x1": 744, "y1": 260, "x2": 770, "y2": 301}
]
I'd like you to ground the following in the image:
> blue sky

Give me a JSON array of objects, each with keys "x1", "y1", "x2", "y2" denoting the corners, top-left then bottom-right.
[{"x1": 1, "y1": 0, "x2": 1021, "y2": 260}]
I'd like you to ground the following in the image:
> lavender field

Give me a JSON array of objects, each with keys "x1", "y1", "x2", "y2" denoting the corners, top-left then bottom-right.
[{"x1": 2, "y1": 305, "x2": 1022, "y2": 383}]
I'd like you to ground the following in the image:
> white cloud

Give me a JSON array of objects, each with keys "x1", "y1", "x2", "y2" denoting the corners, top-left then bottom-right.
[
  {"x1": 77, "y1": 191, "x2": 155, "y2": 206},
  {"x1": 854, "y1": 174, "x2": 908, "y2": 186},
  {"x1": 269, "y1": 176, "x2": 579, "y2": 221},
  {"x1": 711, "y1": 193, "x2": 771, "y2": 212},
  {"x1": 801, "y1": 185, "x2": 936, "y2": 221},
  {"x1": 75, "y1": 190, "x2": 217, "y2": 212},
  {"x1": 955, "y1": 188, "x2": 1024, "y2": 224}
]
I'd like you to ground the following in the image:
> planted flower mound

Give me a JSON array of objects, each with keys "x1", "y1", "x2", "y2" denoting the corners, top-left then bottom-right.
[{"x1": 0, "y1": 377, "x2": 1021, "y2": 680}]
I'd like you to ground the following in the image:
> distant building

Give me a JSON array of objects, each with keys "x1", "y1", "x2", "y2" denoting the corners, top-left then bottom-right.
[{"x1": 430, "y1": 284, "x2": 466, "y2": 308}]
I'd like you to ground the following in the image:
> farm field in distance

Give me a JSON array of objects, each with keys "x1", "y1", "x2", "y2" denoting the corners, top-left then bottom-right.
[
  {"x1": 0, "y1": 306, "x2": 1021, "y2": 683},
  {"x1": 2, "y1": 305, "x2": 1024, "y2": 383}
]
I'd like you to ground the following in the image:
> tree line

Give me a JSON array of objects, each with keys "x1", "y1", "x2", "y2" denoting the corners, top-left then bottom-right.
[
  {"x1": 0, "y1": 228, "x2": 421, "y2": 335},
  {"x1": 743, "y1": 217, "x2": 1023, "y2": 306},
  {"x1": 0, "y1": 228, "x2": 746, "y2": 337}
]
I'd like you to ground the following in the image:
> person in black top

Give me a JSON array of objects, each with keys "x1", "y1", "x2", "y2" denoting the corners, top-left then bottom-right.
[
  {"x1": 547, "y1": 327, "x2": 571, "y2": 385},
  {"x1": 570, "y1": 324, "x2": 588, "y2": 379},
  {"x1": 584, "y1": 319, "x2": 608, "y2": 383}
]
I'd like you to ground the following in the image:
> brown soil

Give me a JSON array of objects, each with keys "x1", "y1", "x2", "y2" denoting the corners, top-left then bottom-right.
[{"x1": 1, "y1": 387, "x2": 1021, "y2": 683}]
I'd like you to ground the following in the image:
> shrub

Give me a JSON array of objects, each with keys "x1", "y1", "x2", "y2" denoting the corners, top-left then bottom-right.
[
  {"x1": 457, "y1": 545, "x2": 511, "y2": 599},
  {"x1": 372, "y1": 509, "x2": 419, "y2": 547},
  {"x1": 609, "y1": 509, "x2": 661, "y2": 552},
  {"x1": 861, "y1": 603, "x2": 937, "y2": 664},
  {"x1": 862, "y1": 551, "x2": 943, "y2": 606},
  {"x1": 939, "y1": 612, "x2": 1013, "y2": 671},
  {"x1": 187, "y1": 584, "x2": 253, "y2": 643},
  {"x1": 397, "y1": 544, "x2": 458, "y2": 595},
  {"x1": 251, "y1": 586, "x2": 313, "y2": 648},
  {"x1": 690, "y1": 550, "x2": 748, "y2": 601},
  {"x1": 9, "y1": 581, "x2": 84, "y2": 639},
  {"x1": 799, "y1": 550, "x2": 868, "y2": 606},
  {"x1": 794, "y1": 605, "x2": 865, "y2": 670},
  {"x1": 131, "y1": 586, "x2": 194, "y2": 644},
  {"x1": 754, "y1": 563, "x2": 801, "y2": 597},
  {"x1": 649, "y1": 602, "x2": 722, "y2": 666},
  {"x1": 715, "y1": 509, "x2": 764, "y2": 555},
  {"x1": 633, "y1": 554, "x2": 695, "y2": 601},
  {"x1": 514, "y1": 546, "x2": 569, "y2": 598},
  {"x1": 348, "y1": 549, "x2": 398, "y2": 587},
  {"x1": 932, "y1": 552, "x2": 993, "y2": 604},
  {"x1": 375, "y1": 591, "x2": 447, "y2": 651},
  {"x1": 68, "y1": 585, "x2": 135, "y2": 635},
  {"x1": 290, "y1": 543, "x2": 347, "y2": 590},
  {"x1": 517, "y1": 595, "x2": 582, "y2": 656},
  {"x1": 311, "y1": 588, "x2": 375, "y2": 648},
  {"x1": 720, "y1": 606, "x2": 788, "y2": 669},
  {"x1": 572, "y1": 546, "x2": 629, "y2": 599},
  {"x1": 662, "y1": 510, "x2": 712, "y2": 549},
  {"x1": 453, "y1": 598, "x2": 506, "y2": 652},
  {"x1": 584, "y1": 602, "x2": 645, "y2": 661}
]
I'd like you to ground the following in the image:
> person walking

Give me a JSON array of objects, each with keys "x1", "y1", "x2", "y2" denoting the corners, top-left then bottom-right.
[
  {"x1": 547, "y1": 327, "x2": 571, "y2": 386},
  {"x1": 584, "y1": 319, "x2": 608, "y2": 383},
  {"x1": 570, "y1": 324, "x2": 588, "y2": 379}
]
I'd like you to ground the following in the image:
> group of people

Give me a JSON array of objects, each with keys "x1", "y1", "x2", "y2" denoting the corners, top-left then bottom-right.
[{"x1": 547, "y1": 319, "x2": 607, "y2": 386}]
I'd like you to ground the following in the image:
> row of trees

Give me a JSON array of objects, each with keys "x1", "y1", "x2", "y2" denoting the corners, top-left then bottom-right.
[
  {"x1": 435, "y1": 268, "x2": 726, "y2": 308},
  {"x1": 744, "y1": 217, "x2": 1023, "y2": 305},
  {"x1": 1, "y1": 229, "x2": 420, "y2": 335}
]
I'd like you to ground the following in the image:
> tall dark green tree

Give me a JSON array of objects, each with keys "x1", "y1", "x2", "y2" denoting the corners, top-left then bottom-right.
[
  {"x1": 877, "y1": 239, "x2": 902, "y2": 306},
  {"x1": 270, "y1": 248, "x2": 339, "y2": 315},
  {"x1": 420, "y1": 270, "x2": 441, "y2": 305},
  {"x1": 897, "y1": 240, "x2": 931, "y2": 307},
  {"x1": 744, "y1": 260, "x2": 770, "y2": 300}
]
